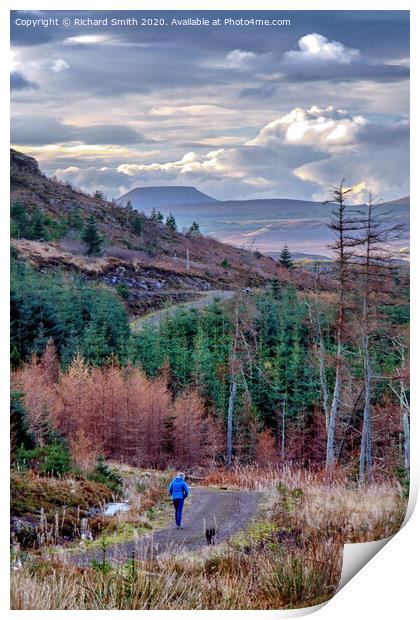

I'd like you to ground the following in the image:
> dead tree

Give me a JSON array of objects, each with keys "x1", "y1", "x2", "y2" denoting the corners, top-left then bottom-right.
[
  {"x1": 354, "y1": 195, "x2": 404, "y2": 483},
  {"x1": 324, "y1": 181, "x2": 363, "y2": 474}
]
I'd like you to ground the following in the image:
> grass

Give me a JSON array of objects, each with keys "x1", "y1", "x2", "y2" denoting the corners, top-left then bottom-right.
[{"x1": 10, "y1": 464, "x2": 407, "y2": 610}]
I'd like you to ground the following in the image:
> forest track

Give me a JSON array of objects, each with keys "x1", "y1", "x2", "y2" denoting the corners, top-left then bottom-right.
[
  {"x1": 67, "y1": 486, "x2": 262, "y2": 566},
  {"x1": 131, "y1": 289, "x2": 236, "y2": 331}
]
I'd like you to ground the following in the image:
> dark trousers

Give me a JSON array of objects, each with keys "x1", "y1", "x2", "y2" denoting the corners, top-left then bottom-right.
[{"x1": 173, "y1": 498, "x2": 184, "y2": 526}]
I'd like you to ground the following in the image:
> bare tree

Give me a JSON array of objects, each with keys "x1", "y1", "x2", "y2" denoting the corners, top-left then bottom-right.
[
  {"x1": 352, "y1": 194, "x2": 404, "y2": 484},
  {"x1": 324, "y1": 181, "x2": 363, "y2": 474}
]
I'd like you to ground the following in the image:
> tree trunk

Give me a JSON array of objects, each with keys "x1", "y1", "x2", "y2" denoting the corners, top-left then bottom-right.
[
  {"x1": 226, "y1": 380, "x2": 237, "y2": 466},
  {"x1": 326, "y1": 342, "x2": 341, "y2": 472},
  {"x1": 359, "y1": 334, "x2": 373, "y2": 483}
]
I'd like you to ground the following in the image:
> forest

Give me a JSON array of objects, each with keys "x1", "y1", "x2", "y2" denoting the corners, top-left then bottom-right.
[
  {"x1": 10, "y1": 181, "x2": 410, "y2": 610},
  {"x1": 11, "y1": 183, "x2": 410, "y2": 483}
]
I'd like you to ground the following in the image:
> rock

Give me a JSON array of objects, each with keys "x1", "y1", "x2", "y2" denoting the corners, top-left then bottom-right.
[{"x1": 11, "y1": 517, "x2": 37, "y2": 547}]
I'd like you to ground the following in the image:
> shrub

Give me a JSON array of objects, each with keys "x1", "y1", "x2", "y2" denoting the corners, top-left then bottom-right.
[
  {"x1": 87, "y1": 456, "x2": 123, "y2": 495},
  {"x1": 15, "y1": 440, "x2": 72, "y2": 476},
  {"x1": 116, "y1": 284, "x2": 130, "y2": 300}
]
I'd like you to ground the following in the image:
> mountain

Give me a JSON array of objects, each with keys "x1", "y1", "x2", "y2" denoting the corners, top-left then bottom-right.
[
  {"x1": 118, "y1": 186, "x2": 219, "y2": 211},
  {"x1": 122, "y1": 194, "x2": 409, "y2": 256},
  {"x1": 11, "y1": 150, "x2": 314, "y2": 316}
]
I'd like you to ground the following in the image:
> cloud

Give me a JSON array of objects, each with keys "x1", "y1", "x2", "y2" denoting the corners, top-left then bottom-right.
[
  {"x1": 279, "y1": 32, "x2": 409, "y2": 82},
  {"x1": 50, "y1": 58, "x2": 70, "y2": 73},
  {"x1": 49, "y1": 105, "x2": 409, "y2": 203},
  {"x1": 10, "y1": 71, "x2": 39, "y2": 91},
  {"x1": 240, "y1": 84, "x2": 277, "y2": 99},
  {"x1": 285, "y1": 33, "x2": 360, "y2": 65},
  {"x1": 222, "y1": 49, "x2": 257, "y2": 70},
  {"x1": 249, "y1": 105, "x2": 367, "y2": 147},
  {"x1": 11, "y1": 116, "x2": 152, "y2": 146}
]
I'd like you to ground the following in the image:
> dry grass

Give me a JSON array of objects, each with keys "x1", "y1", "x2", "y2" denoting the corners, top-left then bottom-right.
[{"x1": 10, "y1": 465, "x2": 407, "y2": 610}]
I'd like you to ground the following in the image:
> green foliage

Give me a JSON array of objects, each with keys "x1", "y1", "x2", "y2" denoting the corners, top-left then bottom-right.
[
  {"x1": 66, "y1": 207, "x2": 84, "y2": 231},
  {"x1": 11, "y1": 261, "x2": 130, "y2": 366},
  {"x1": 116, "y1": 284, "x2": 130, "y2": 300},
  {"x1": 11, "y1": 202, "x2": 30, "y2": 238},
  {"x1": 150, "y1": 208, "x2": 164, "y2": 223},
  {"x1": 81, "y1": 216, "x2": 103, "y2": 256},
  {"x1": 165, "y1": 212, "x2": 177, "y2": 231},
  {"x1": 93, "y1": 190, "x2": 105, "y2": 200},
  {"x1": 187, "y1": 221, "x2": 201, "y2": 236},
  {"x1": 30, "y1": 208, "x2": 47, "y2": 240},
  {"x1": 11, "y1": 203, "x2": 62, "y2": 241},
  {"x1": 279, "y1": 245, "x2": 294, "y2": 269},
  {"x1": 87, "y1": 455, "x2": 123, "y2": 495},
  {"x1": 221, "y1": 258, "x2": 230, "y2": 268},
  {"x1": 15, "y1": 440, "x2": 72, "y2": 476},
  {"x1": 130, "y1": 213, "x2": 143, "y2": 236},
  {"x1": 11, "y1": 391, "x2": 35, "y2": 455}
]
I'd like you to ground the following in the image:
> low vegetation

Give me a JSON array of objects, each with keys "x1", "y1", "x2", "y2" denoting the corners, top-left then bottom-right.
[{"x1": 10, "y1": 465, "x2": 406, "y2": 610}]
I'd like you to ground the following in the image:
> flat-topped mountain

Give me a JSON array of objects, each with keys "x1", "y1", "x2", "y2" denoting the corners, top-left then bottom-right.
[{"x1": 118, "y1": 186, "x2": 219, "y2": 211}]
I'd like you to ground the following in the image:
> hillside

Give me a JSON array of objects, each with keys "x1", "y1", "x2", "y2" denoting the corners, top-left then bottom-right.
[{"x1": 10, "y1": 150, "x2": 308, "y2": 315}]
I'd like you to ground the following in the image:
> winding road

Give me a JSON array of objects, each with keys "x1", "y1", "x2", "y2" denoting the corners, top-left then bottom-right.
[
  {"x1": 131, "y1": 289, "x2": 235, "y2": 331},
  {"x1": 68, "y1": 486, "x2": 262, "y2": 566}
]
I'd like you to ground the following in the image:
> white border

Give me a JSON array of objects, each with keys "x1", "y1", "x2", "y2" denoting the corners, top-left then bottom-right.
[{"x1": 1, "y1": 1, "x2": 417, "y2": 618}]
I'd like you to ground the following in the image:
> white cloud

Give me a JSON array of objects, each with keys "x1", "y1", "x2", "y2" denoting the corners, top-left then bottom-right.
[
  {"x1": 225, "y1": 49, "x2": 256, "y2": 70},
  {"x1": 51, "y1": 59, "x2": 70, "y2": 73},
  {"x1": 64, "y1": 35, "x2": 113, "y2": 45},
  {"x1": 50, "y1": 105, "x2": 408, "y2": 203},
  {"x1": 248, "y1": 105, "x2": 367, "y2": 147},
  {"x1": 285, "y1": 33, "x2": 360, "y2": 65}
]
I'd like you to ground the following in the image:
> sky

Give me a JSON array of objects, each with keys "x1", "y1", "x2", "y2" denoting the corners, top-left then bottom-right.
[{"x1": 10, "y1": 10, "x2": 410, "y2": 202}]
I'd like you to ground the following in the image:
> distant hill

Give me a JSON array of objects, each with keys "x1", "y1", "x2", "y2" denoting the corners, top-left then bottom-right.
[
  {"x1": 125, "y1": 194, "x2": 409, "y2": 255},
  {"x1": 118, "y1": 186, "x2": 219, "y2": 211},
  {"x1": 11, "y1": 149, "x2": 315, "y2": 316}
]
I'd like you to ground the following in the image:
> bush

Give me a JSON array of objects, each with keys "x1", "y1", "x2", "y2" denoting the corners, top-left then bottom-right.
[
  {"x1": 15, "y1": 441, "x2": 72, "y2": 476},
  {"x1": 87, "y1": 456, "x2": 123, "y2": 495},
  {"x1": 116, "y1": 284, "x2": 130, "y2": 300}
]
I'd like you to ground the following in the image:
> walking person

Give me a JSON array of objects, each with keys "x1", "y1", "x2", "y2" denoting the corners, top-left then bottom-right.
[{"x1": 168, "y1": 472, "x2": 189, "y2": 529}]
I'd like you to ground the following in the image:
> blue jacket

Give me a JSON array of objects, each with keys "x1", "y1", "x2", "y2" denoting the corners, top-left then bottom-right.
[{"x1": 168, "y1": 477, "x2": 189, "y2": 500}]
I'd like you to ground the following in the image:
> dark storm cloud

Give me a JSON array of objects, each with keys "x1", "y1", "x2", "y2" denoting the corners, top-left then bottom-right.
[
  {"x1": 10, "y1": 71, "x2": 39, "y2": 91},
  {"x1": 11, "y1": 116, "x2": 152, "y2": 145}
]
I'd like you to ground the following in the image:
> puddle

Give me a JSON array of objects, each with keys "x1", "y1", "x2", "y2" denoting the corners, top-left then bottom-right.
[{"x1": 103, "y1": 502, "x2": 130, "y2": 517}]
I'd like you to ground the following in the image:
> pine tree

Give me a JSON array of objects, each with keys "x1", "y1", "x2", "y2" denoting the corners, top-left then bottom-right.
[
  {"x1": 165, "y1": 213, "x2": 177, "y2": 231},
  {"x1": 30, "y1": 208, "x2": 47, "y2": 241},
  {"x1": 93, "y1": 190, "x2": 105, "y2": 200},
  {"x1": 156, "y1": 210, "x2": 164, "y2": 223},
  {"x1": 81, "y1": 215, "x2": 103, "y2": 256},
  {"x1": 279, "y1": 245, "x2": 294, "y2": 269},
  {"x1": 11, "y1": 202, "x2": 30, "y2": 239},
  {"x1": 188, "y1": 221, "x2": 201, "y2": 236},
  {"x1": 131, "y1": 214, "x2": 143, "y2": 236}
]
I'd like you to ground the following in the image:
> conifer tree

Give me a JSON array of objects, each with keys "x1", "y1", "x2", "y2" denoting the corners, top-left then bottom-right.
[
  {"x1": 30, "y1": 207, "x2": 47, "y2": 241},
  {"x1": 11, "y1": 202, "x2": 30, "y2": 239},
  {"x1": 279, "y1": 245, "x2": 294, "y2": 269},
  {"x1": 165, "y1": 212, "x2": 177, "y2": 231},
  {"x1": 82, "y1": 215, "x2": 103, "y2": 256},
  {"x1": 188, "y1": 221, "x2": 201, "y2": 236}
]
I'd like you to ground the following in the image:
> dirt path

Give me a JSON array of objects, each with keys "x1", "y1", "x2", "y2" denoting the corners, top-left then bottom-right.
[
  {"x1": 68, "y1": 487, "x2": 262, "y2": 566},
  {"x1": 131, "y1": 290, "x2": 235, "y2": 331}
]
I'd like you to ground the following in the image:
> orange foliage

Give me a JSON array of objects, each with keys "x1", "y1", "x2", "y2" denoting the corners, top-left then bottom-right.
[{"x1": 11, "y1": 354, "x2": 221, "y2": 470}]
